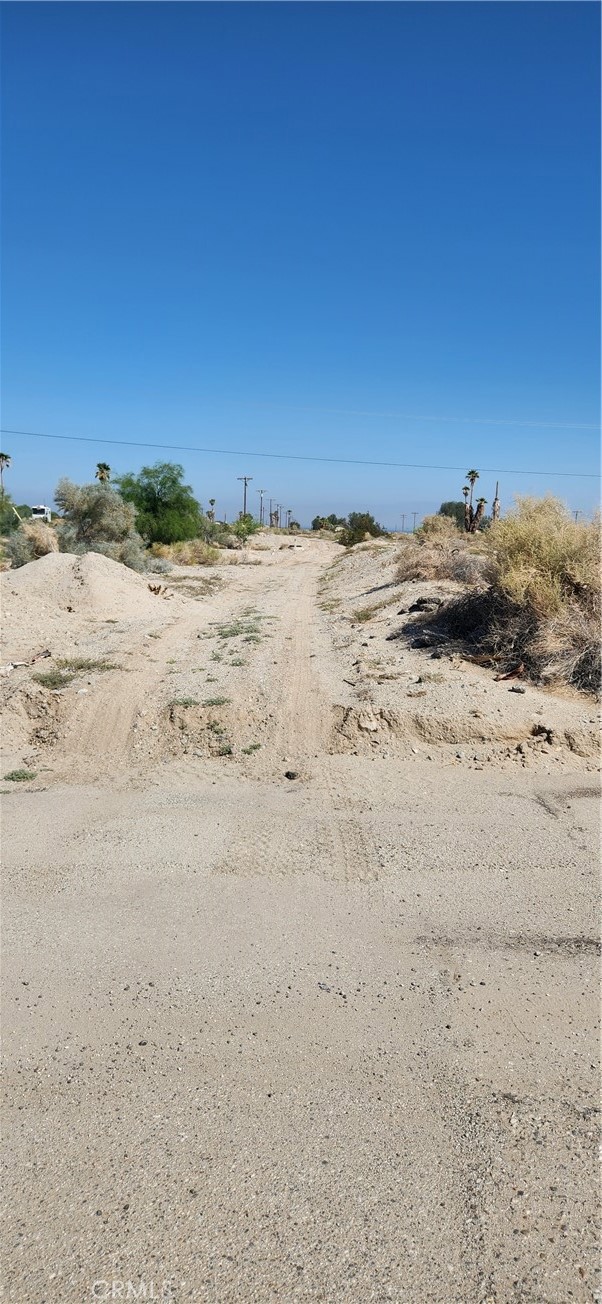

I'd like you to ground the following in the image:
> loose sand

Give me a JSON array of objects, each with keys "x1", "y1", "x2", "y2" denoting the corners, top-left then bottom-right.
[{"x1": 1, "y1": 538, "x2": 600, "y2": 1302}]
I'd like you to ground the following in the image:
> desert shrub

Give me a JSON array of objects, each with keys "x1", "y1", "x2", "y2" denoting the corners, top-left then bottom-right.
[
  {"x1": 92, "y1": 538, "x2": 149, "y2": 572},
  {"x1": 4, "y1": 531, "x2": 36, "y2": 568},
  {"x1": 146, "y1": 556, "x2": 173, "y2": 575},
  {"x1": 340, "y1": 512, "x2": 387, "y2": 547},
  {"x1": 53, "y1": 478, "x2": 150, "y2": 571},
  {"x1": 426, "y1": 497, "x2": 601, "y2": 694},
  {"x1": 396, "y1": 533, "x2": 489, "y2": 585},
  {"x1": 228, "y1": 514, "x2": 260, "y2": 542},
  {"x1": 438, "y1": 501, "x2": 466, "y2": 529},
  {"x1": 150, "y1": 539, "x2": 220, "y2": 565},
  {"x1": 416, "y1": 514, "x2": 460, "y2": 541},
  {"x1": 22, "y1": 520, "x2": 59, "y2": 557},
  {"x1": 486, "y1": 496, "x2": 599, "y2": 616},
  {"x1": 445, "y1": 548, "x2": 490, "y2": 585},
  {"x1": 55, "y1": 478, "x2": 138, "y2": 544},
  {"x1": 3, "y1": 518, "x2": 59, "y2": 567}
]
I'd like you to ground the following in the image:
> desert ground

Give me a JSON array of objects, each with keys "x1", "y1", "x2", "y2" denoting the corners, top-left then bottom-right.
[{"x1": 1, "y1": 536, "x2": 600, "y2": 1303}]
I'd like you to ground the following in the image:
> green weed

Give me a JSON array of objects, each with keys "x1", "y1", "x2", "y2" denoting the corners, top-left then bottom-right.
[
  {"x1": 57, "y1": 657, "x2": 120, "y2": 672},
  {"x1": 33, "y1": 669, "x2": 76, "y2": 689}
]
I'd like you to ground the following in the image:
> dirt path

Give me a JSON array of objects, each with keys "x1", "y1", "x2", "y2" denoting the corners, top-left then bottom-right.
[{"x1": 2, "y1": 540, "x2": 600, "y2": 1303}]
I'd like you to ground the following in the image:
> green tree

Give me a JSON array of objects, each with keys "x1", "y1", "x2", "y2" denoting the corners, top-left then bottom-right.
[
  {"x1": 340, "y1": 512, "x2": 387, "y2": 547},
  {"x1": 312, "y1": 513, "x2": 346, "y2": 531},
  {"x1": 115, "y1": 462, "x2": 203, "y2": 544},
  {"x1": 438, "y1": 501, "x2": 464, "y2": 529},
  {"x1": 0, "y1": 493, "x2": 21, "y2": 534}
]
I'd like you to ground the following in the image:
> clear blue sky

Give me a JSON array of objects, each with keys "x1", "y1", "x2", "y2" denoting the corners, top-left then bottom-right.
[{"x1": 2, "y1": 1, "x2": 600, "y2": 526}]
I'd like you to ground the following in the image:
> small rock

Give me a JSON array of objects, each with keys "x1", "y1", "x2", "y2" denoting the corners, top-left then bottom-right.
[
  {"x1": 409, "y1": 597, "x2": 443, "y2": 612},
  {"x1": 509, "y1": 685, "x2": 526, "y2": 694},
  {"x1": 284, "y1": 771, "x2": 298, "y2": 780}
]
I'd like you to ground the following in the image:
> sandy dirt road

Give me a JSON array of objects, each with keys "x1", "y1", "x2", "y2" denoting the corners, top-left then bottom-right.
[{"x1": 2, "y1": 540, "x2": 600, "y2": 1303}]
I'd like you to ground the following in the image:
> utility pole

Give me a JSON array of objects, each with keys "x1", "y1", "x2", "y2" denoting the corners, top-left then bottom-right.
[
  {"x1": 257, "y1": 488, "x2": 266, "y2": 526},
  {"x1": 412, "y1": 511, "x2": 418, "y2": 532},
  {"x1": 401, "y1": 513, "x2": 406, "y2": 534},
  {"x1": 237, "y1": 475, "x2": 253, "y2": 518},
  {"x1": 574, "y1": 509, "x2": 581, "y2": 522}
]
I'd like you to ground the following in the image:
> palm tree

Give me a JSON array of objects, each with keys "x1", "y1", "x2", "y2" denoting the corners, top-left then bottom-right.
[
  {"x1": 471, "y1": 497, "x2": 487, "y2": 532},
  {"x1": 95, "y1": 462, "x2": 111, "y2": 483},
  {"x1": 0, "y1": 451, "x2": 11, "y2": 497},
  {"x1": 491, "y1": 481, "x2": 500, "y2": 522},
  {"x1": 462, "y1": 484, "x2": 471, "y2": 533},
  {"x1": 466, "y1": 469, "x2": 479, "y2": 513}
]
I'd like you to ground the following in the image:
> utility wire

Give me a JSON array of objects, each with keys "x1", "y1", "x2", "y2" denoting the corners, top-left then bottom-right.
[{"x1": 2, "y1": 427, "x2": 599, "y2": 479}]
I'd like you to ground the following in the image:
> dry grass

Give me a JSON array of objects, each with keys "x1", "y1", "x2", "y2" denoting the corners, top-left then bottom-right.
[
  {"x1": 21, "y1": 520, "x2": 59, "y2": 556},
  {"x1": 487, "y1": 496, "x2": 599, "y2": 615},
  {"x1": 150, "y1": 539, "x2": 220, "y2": 566},
  {"x1": 416, "y1": 514, "x2": 461, "y2": 541},
  {"x1": 396, "y1": 534, "x2": 489, "y2": 585},
  {"x1": 420, "y1": 498, "x2": 601, "y2": 695}
]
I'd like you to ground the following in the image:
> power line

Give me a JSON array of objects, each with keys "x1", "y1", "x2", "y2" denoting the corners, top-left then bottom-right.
[{"x1": 2, "y1": 427, "x2": 599, "y2": 479}]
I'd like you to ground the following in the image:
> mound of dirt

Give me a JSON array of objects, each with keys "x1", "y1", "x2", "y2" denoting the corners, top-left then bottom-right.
[{"x1": 1, "y1": 551, "x2": 173, "y2": 659}]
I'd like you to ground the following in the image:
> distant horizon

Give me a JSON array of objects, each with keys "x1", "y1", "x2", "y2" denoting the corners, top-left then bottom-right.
[{"x1": 3, "y1": 435, "x2": 598, "y2": 535}]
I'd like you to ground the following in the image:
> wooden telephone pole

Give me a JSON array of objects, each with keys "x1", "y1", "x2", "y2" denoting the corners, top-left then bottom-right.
[{"x1": 237, "y1": 476, "x2": 253, "y2": 518}]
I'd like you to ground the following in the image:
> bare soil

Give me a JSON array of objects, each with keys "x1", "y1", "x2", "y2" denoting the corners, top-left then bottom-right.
[{"x1": 1, "y1": 538, "x2": 600, "y2": 1303}]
